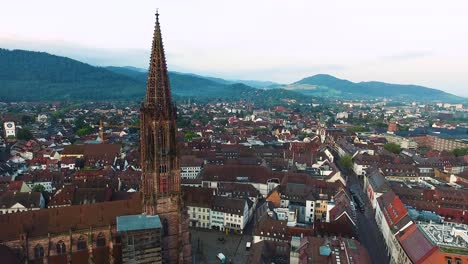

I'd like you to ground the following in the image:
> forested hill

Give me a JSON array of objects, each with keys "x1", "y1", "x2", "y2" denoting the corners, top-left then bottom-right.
[
  {"x1": 0, "y1": 49, "x2": 142, "y2": 101},
  {"x1": 0, "y1": 49, "x2": 310, "y2": 104}
]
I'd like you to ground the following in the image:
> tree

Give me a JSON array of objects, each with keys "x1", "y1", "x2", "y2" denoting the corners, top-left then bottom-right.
[
  {"x1": 76, "y1": 125, "x2": 93, "y2": 136},
  {"x1": 74, "y1": 116, "x2": 86, "y2": 130},
  {"x1": 339, "y1": 154, "x2": 353, "y2": 172},
  {"x1": 349, "y1": 126, "x2": 369, "y2": 133},
  {"x1": 32, "y1": 184, "x2": 45, "y2": 193},
  {"x1": 384, "y1": 143, "x2": 402, "y2": 154},
  {"x1": 17, "y1": 128, "x2": 33, "y2": 140},
  {"x1": 177, "y1": 117, "x2": 191, "y2": 128},
  {"x1": 397, "y1": 125, "x2": 410, "y2": 131},
  {"x1": 21, "y1": 115, "x2": 35, "y2": 124},
  {"x1": 453, "y1": 148, "x2": 468, "y2": 157},
  {"x1": 184, "y1": 131, "x2": 198, "y2": 141}
]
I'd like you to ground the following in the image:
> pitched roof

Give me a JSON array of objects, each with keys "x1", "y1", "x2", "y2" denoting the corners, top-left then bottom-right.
[
  {"x1": 202, "y1": 164, "x2": 274, "y2": 184},
  {"x1": 217, "y1": 182, "x2": 260, "y2": 198},
  {"x1": 329, "y1": 189, "x2": 356, "y2": 226},
  {"x1": 254, "y1": 214, "x2": 288, "y2": 239},
  {"x1": 61, "y1": 144, "x2": 85, "y2": 155},
  {"x1": 182, "y1": 186, "x2": 213, "y2": 208},
  {"x1": 212, "y1": 196, "x2": 246, "y2": 215},
  {"x1": 367, "y1": 168, "x2": 390, "y2": 193},
  {"x1": 0, "y1": 191, "x2": 42, "y2": 208},
  {"x1": 0, "y1": 196, "x2": 141, "y2": 242},
  {"x1": 397, "y1": 223, "x2": 436, "y2": 263},
  {"x1": 377, "y1": 191, "x2": 411, "y2": 232},
  {"x1": 7, "y1": 181, "x2": 24, "y2": 191},
  {"x1": 180, "y1": 155, "x2": 203, "y2": 167}
]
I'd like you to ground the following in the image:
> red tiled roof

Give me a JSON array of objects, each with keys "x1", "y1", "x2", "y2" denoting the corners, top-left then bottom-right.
[
  {"x1": 7, "y1": 181, "x2": 24, "y2": 191},
  {"x1": 0, "y1": 196, "x2": 141, "y2": 242},
  {"x1": 0, "y1": 191, "x2": 42, "y2": 208},
  {"x1": 62, "y1": 145, "x2": 85, "y2": 155},
  {"x1": 397, "y1": 223, "x2": 436, "y2": 264},
  {"x1": 49, "y1": 185, "x2": 75, "y2": 206},
  {"x1": 378, "y1": 191, "x2": 409, "y2": 227}
]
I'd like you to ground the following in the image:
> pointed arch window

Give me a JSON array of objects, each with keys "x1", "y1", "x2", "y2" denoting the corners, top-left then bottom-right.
[
  {"x1": 159, "y1": 164, "x2": 167, "y2": 173},
  {"x1": 34, "y1": 244, "x2": 44, "y2": 258},
  {"x1": 77, "y1": 236, "x2": 87, "y2": 251},
  {"x1": 157, "y1": 126, "x2": 166, "y2": 154},
  {"x1": 96, "y1": 233, "x2": 106, "y2": 247},
  {"x1": 56, "y1": 240, "x2": 66, "y2": 255}
]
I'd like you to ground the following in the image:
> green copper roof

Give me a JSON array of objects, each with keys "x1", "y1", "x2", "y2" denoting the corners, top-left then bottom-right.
[{"x1": 117, "y1": 214, "x2": 161, "y2": 232}]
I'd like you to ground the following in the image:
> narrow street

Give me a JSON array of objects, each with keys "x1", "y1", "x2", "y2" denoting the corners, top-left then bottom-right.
[{"x1": 346, "y1": 170, "x2": 390, "y2": 264}]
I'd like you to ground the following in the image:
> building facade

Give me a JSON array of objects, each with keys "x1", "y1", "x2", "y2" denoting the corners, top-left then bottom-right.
[{"x1": 3, "y1": 121, "x2": 16, "y2": 138}]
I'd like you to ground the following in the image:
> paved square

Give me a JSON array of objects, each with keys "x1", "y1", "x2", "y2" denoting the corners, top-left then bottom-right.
[{"x1": 191, "y1": 228, "x2": 251, "y2": 264}]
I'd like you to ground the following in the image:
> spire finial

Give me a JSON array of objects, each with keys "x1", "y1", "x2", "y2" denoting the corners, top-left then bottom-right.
[{"x1": 156, "y1": 8, "x2": 159, "y2": 20}]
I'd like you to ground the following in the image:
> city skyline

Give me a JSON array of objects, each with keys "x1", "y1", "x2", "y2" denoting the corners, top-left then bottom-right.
[{"x1": 1, "y1": 0, "x2": 468, "y2": 96}]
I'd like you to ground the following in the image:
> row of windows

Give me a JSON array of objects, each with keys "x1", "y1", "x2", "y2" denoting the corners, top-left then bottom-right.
[
  {"x1": 191, "y1": 207, "x2": 210, "y2": 212},
  {"x1": 33, "y1": 234, "x2": 106, "y2": 259}
]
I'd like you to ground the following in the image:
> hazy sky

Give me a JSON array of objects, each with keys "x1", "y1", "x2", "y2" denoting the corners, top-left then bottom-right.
[{"x1": 1, "y1": 0, "x2": 468, "y2": 96}]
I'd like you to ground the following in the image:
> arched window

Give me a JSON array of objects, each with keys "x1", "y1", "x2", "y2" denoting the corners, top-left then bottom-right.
[
  {"x1": 96, "y1": 233, "x2": 106, "y2": 247},
  {"x1": 77, "y1": 236, "x2": 87, "y2": 251},
  {"x1": 56, "y1": 241, "x2": 66, "y2": 255},
  {"x1": 34, "y1": 244, "x2": 44, "y2": 258}
]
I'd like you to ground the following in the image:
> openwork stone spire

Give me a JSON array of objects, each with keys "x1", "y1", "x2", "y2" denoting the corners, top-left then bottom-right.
[
  {"x1": 139, "y1": 11, "x2": 191, "y2": 263},
  {"x1": 145, "y1": 10, "x2": 174, "y2": 119}
]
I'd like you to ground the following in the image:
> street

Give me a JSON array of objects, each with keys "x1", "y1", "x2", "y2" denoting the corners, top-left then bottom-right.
[{"x1": 347, "y1": 171, "x2": 390, "y2": 264}]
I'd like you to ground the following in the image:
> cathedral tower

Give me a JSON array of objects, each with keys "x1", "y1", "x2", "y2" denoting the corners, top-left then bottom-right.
[{"x1": 140, "y1": 11, "x2": 191, "y2": 263}]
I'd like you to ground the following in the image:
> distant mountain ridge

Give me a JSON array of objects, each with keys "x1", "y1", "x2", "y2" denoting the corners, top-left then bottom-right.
[
  {"x1": 106, "y1": 67, "x2": 280, "y2": 88},
  {"x1": 281, "y1": 74, "x2": 463, "y2": 102},
  {"x1": 0, "y1": 48, "x2": 464, "y2": 102}
]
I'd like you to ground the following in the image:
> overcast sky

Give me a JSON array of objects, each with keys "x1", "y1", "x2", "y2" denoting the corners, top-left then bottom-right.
[{"x1": 1, "y1": 0, "x2": 468, "y2": 96}]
